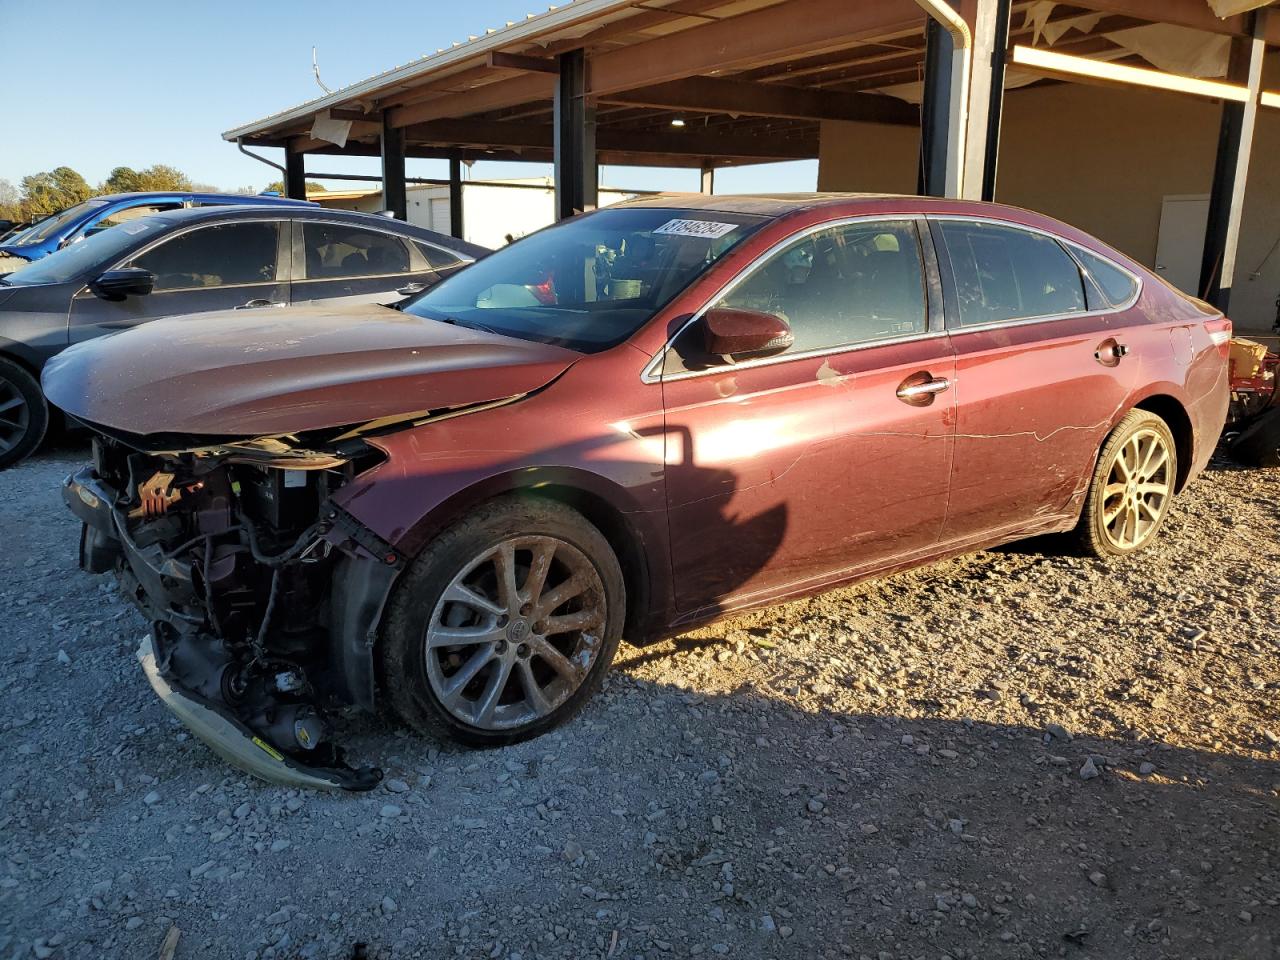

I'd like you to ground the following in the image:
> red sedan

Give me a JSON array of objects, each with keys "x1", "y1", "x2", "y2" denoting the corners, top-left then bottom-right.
[{"x1": 47, "y1": 194, "x2": 1230, "y2": 788}]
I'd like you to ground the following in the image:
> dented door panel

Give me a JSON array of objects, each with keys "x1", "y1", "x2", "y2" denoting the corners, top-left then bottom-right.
[{"x1": 661, "y1": 336, "x2": 956, "y2": 615}]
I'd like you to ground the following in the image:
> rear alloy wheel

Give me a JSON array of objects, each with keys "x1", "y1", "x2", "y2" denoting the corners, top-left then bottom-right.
[
  {"x1": 0, "y1": 357, "x2": 49, "y2": 470},
  {"x1": 1077, "y1": 409, "x2": 1177, "y2": 557},
  {"x1": 380, "y1": 497, "x2": 625, "y2": 746}
]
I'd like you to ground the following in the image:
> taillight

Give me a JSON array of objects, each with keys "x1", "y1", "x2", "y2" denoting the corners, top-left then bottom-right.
[
  {"x1": 1204, "y1": 316, "x2": 1232, "y2": 353},
  {"x1": 528, "y1": 275, "x2": 556, "y2": 305}
]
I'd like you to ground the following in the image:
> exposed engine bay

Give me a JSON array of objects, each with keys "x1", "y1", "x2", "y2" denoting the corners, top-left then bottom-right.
[{"x1": 63, "y1": 428, "x2": 406, "y2": 791}]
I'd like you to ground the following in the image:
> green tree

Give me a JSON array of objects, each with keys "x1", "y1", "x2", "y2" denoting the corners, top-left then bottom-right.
[
  {"x1": 263, "y1": 180, "x2": 327, "y2": 196},
  {"x1": 102, "y1": 164, "x2": 192, "y2": 193},
  {"x1": 19, "y1": 166, "x2": 92, "y2": 219}
]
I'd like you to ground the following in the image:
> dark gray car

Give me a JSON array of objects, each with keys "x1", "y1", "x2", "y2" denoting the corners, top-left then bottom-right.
[{"x1": 0, "y1": 206, "x2": 488, "y2": 467}]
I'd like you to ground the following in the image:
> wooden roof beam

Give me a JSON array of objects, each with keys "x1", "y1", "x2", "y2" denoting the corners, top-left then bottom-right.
[
  {"x1": 587, "y1": 0, "x2": 926, "y2": 96},
  {"x1": 600, "y1": 74, "x2": 919, "y2": 125},
  {"x1": 402, "y1": 118, "x2": 818, "y2": 159},
  {"x1": 388, "y1": 75, "x2": 557, "y2": 128}
]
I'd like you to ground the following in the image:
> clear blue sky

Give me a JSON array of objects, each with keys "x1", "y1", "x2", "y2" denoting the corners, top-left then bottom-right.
[{"x1": 1, "y1": 0, "x2": 816, "y2": 195}]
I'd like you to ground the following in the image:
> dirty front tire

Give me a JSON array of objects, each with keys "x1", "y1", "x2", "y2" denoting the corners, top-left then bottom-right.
[
  {"x1": 379, "y1": 496, "x2": 625, "y2": 747},
  {"x1": 1076, "y1": 409, "x2": 1178, "y2": 558},
  {"x1": 0, "y1": 357, "x2": 48, "y2": 470},
  {"x1": 1230, "y1": 406, "x2": 1280, "y2": 468}
]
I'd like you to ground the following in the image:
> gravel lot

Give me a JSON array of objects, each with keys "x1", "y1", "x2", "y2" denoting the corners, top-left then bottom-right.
[{"x1": 2, "y1": 441, "x2": 1278, "y2": 960}]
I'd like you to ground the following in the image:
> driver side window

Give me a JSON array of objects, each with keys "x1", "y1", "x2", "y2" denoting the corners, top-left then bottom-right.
[
  {"x1": 716, "y1": 219, "x2": 927, "y2": 354},
  {"x1": 666, "y1": 219, "x2": 928, "y2": 374},
  {"x1": 131, "y1": 222, "x2": 281, "y2": 292},
  {"x1": 82, "y1": 204, "x2": 180, "y2": 241}
]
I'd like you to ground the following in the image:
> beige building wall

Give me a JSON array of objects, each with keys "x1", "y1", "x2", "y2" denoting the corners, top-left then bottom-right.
[{"x1": 817, "y1": 70, "x2": 1280, "y2": 335}]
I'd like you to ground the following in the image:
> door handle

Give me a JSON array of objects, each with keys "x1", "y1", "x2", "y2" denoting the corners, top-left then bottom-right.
[
  {"x1": 235, "y1": 298, "x2": 277, "y2": 310},
  {"x1": 397, "y1": 282, "x2": 428, "y2": 296},
  {"x1": 1094, "y1": 338, "x2": 1128, "y2": 367},
  {"x1": 896, "y1": 372, "x2": 952, "y2": 406}
]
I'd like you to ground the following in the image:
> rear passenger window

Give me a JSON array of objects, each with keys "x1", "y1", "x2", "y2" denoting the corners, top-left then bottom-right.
[
  {"x1": 939, "y1": 221, "x2": 1086, "y2": 327},
  {"x1": 1072, "y1": 246, "x2": 1139, "y2": 308},
  {"x1": 302, "y1": 223, "x2": 411, "y2": 279},
  {"x1": 714, "y1": 219, "x2": 928, "y2": 354}
]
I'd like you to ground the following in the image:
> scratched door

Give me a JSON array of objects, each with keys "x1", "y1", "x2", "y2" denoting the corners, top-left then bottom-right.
[
  {"x1": 932, "y1": 217, "x2": 1140, "y2": 543},
  {"x1": 659, "y1": 218, "x2": 956, "y2": 615}
]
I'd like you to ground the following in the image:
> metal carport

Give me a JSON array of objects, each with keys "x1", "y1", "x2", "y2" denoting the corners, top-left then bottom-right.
[{"x1": 224, "y1": 0, "x2": 1280, "y2": 314}]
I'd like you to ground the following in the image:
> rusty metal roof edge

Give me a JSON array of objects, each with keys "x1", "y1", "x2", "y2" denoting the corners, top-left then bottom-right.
[{"x1": 222, "y1": 0, "x2": 641, "y2": 142}]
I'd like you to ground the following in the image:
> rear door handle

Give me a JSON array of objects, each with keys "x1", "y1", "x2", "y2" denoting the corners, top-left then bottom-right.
[
  {"x1": 896, "y1": 372, "x2": 952, "y2": 406},
  {"x1": 1095, "y1": 338, "x2": 1128, "y2": 366},
  {"x1": 235, "y1": 298, "x2": 281, "y2": 310}
]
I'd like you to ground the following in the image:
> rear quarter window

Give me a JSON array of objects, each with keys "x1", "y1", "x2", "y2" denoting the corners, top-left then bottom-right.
[{"x1": 1071, "y1": 246, "x2": 1139, "y2": 308}]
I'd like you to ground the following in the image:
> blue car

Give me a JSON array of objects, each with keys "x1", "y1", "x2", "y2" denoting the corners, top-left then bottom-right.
[{"x1": 0, "y1": 191, "x2": 312, "y2": 264}]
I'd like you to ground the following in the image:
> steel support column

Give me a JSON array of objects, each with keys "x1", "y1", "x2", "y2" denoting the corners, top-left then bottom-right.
[
  {"x1": 918, "y1": 18, "x2": 953, "y2": 197},
  {"x1": 961, "y1": 0, "x2": 1011, "y2": 201},
  {"x1": 915, "y1": 0, "x2": 971, "y2": 198},
  {"x1": 381, "y1": 116, "x2": 407, "y2": 220},
  {"x1": 700, "y1": 165, "x2": 715, "y2": 195},
  {"x1": 448, "y1": 159, "x2": 465, "y2": 239},
  {"x1": 1199, "y1": 10, "x2": 1267, "y2": 312},
  {"x1": 554, "y1": 49, "x2": 597, "y2": 220},
  {"x1": 284, "y1": 148, "x2": 307, "y2": 200}
]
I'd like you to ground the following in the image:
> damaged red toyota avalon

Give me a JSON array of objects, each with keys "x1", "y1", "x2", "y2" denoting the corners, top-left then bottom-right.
[{"x1": 44, "y1": 195, "x2": 1230, "y2": 789}]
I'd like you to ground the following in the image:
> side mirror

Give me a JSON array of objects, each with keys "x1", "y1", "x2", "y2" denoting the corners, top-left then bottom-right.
[
  {"x1": 701, "y1": 307, "x2": 794, "y2": 361},
  {"x1": 89, "y1": 267, "x2": 155, "y2": 302}
]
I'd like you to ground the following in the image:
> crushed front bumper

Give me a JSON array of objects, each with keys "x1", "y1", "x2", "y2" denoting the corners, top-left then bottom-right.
[{"x1": 138, "y1": 633, "x2": 381, "y2": 791}]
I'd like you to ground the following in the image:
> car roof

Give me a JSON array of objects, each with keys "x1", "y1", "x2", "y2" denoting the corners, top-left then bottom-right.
[
  {"x1": 612, "y1": 191, "x2": 1051, "y2": 220},
  {"x1": 91, "y1": 191, "x2": 309, "y2": 205},
  {"x1": 141, "y1": 205, "x2": 489, "y2": 255}
]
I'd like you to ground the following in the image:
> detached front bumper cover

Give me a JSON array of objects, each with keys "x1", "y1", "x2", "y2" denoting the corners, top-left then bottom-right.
[{"x1": 137, "y1": 634, "x2": 381, "y2": 791}]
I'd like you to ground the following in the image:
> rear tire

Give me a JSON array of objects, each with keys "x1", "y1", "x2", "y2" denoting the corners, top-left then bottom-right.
[
  {"x1": 379, "y1": 496, "x2": 625, "y2": 747},
  {"x1": 1230, "y1": 406, "x2": 1280, "y2": 468},
  {"x1": 0, "y1": 357, "x2": 48, "y2": 470},
  {"x1": 1076, "y1": 409, "x2": 1178, "y2": 558}
]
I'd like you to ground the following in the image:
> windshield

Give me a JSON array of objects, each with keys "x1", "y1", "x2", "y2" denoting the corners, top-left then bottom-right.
[
  {"x1": 10, "y1": 199, "x2": 109, "y2": 246},
  {"x1": 403, "y1": 207, "x2": 767, "y2": 352},
  {"x1": 3, "y1": 216, "x2": 164, "y2": 286}
]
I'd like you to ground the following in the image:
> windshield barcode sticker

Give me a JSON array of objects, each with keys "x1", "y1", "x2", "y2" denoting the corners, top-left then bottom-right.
[{"x1": 652, "y1": 219, "x2": 738, "y2": 239}]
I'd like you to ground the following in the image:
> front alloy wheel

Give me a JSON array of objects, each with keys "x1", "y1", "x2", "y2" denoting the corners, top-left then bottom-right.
[
  {"x1": 380, "y1": 496, "x2": 625, "y2": 746},
  {"x1": 425, "y1": 536, "x2": 607, "y2": 731},
  {"x1": 1078, "y1": 409, "x2": 1178, "y2": 557}
]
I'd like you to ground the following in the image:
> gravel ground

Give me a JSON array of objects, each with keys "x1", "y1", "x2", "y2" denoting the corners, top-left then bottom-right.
[{"x1": 2, "y1": 441, "x2": 1278, "y2": 960}]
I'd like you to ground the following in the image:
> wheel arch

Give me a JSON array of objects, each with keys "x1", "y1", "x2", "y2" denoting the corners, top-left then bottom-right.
[
  {"x1": 1129, "y1": 393, "x2": 1195, "y2": 493},
  {"x1": 0, "y1": 339, "x2": 44, "y2": 378},
  {"x1": 392, "y1": 465, "x2": 664, "y2": 643}
]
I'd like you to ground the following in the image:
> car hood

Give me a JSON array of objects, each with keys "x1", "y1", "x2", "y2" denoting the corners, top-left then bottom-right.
[{"x1": 42, "y1": 302, "x2": 581, "y2": 438}]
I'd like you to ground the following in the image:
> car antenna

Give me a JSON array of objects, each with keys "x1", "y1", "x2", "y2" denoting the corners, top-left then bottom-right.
[{"x1": 312, "y1": 46, "x2": 332, "y2": 94}]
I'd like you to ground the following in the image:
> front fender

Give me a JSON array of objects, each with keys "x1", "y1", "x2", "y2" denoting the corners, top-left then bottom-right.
[{"x1": 329, "y1": 349, "x2": 674, "y2": 638}]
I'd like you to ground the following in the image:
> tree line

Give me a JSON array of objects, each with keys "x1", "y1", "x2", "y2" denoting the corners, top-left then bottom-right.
[{"x1": 0, "y1": 165, "x2": 324, "y2": 224}]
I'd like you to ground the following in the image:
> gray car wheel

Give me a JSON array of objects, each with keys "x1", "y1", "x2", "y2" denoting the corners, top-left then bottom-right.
[
  {"x1": 0, "y1": 357, "x2": 49, "y2": 470},
  {"x1": 379, "y1": 495, "x2": 625, "y2": 747}
]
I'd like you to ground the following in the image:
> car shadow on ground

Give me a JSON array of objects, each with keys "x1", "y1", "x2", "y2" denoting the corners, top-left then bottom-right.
[{"x1": 307, "y1": 668, "x2": 1280, "y2": 960}]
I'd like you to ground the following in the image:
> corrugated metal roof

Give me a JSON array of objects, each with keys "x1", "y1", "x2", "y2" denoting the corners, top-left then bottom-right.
[{"x1": 222, "y1": 0, "x2": 642, "y2": 141}]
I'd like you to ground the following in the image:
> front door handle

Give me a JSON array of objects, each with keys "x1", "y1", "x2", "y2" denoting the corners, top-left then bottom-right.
[
  {"x1": 1094, "y1": 338, "x2": 1129, "y2": 367},
  {"x1": 235, "y1": 298, "x2": 278, "y2": 310},
  {"x1": 896, "y1": 371, "x2": 952, "y2": 406}
]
